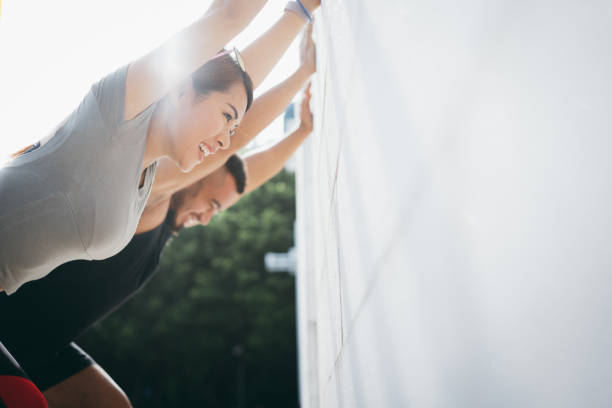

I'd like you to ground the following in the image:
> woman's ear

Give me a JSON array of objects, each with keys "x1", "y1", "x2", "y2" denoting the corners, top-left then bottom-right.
[
  {"x1": 175, "y1": 78, "x2": 194, "y2": 99},
  {"x1": 167, "y1": 79, "x2": 193, "y2": 107}
]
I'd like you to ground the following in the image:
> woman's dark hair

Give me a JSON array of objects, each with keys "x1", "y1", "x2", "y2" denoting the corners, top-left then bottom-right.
[{"x1": 191, "y1": 52, "x2": 253, "y2": 112}]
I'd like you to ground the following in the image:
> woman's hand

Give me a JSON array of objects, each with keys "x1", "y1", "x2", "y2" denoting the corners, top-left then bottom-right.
[
  {"x1": 299, "y1": 83, "x2": 313, "y2": 133},
  {"x1": 300, "y1": 23, "x2": 316, "y2": 76}
]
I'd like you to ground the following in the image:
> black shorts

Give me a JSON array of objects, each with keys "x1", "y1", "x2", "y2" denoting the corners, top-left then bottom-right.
[{"x1": 20, "y1": 343, "x2": 95, "y2": 392}]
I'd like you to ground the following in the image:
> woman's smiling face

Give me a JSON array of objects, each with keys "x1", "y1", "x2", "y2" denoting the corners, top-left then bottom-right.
[{"x1": 169, "y1": 81, "x2": 247, "y2": 172}]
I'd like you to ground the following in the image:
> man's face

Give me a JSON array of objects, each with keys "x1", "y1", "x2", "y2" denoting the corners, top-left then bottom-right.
[{"x1": 168, "y1": 167, "x2": 239, "y2": 231}]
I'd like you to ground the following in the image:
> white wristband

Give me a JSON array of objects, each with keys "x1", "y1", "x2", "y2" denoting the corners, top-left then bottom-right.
[{"x1": 285, "y1": 1, "x2": 310, "y2": 23}]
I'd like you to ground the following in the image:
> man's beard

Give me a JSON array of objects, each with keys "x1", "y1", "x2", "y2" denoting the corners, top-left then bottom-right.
[{"x1": 164, "y1": 207, "x2": 183, "y2": 233}]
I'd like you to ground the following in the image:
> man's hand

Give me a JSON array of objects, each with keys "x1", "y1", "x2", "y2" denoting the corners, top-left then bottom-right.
[{"x1": 299, "y1": 83, "x2": 313, "y2": 133}]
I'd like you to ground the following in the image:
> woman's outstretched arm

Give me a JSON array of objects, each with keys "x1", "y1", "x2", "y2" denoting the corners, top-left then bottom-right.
[
  {"x1": 124, "y1": 0, "x2": 267, "y2": 121},
  {"x1": 240, "y1": 0, "x2": 320, "y2": 89},
  {"x1": 148, "y1": 25, "x2": 316, "y2": 200}
]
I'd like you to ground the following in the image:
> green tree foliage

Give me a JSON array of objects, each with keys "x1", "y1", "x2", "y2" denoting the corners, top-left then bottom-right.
[{"x1": 79, "y1": 170, "x2": 298, "y2": 407}]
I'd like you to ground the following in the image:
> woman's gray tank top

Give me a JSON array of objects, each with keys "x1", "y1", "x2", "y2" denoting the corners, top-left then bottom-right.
[{"x1": 0, "y1": 65, "x2": 157, "y2": 294}]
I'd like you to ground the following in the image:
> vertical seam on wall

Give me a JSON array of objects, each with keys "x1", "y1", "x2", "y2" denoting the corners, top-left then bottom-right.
[
  {"x1": 333, "y1": 147, "x2": 346, "y2": 408},
  {"x1": 333, "y1": 142, "x2": 344, "y2": 346},
  {"x1": 316, "y1": 68, "x2": 329, "y2": 173}
]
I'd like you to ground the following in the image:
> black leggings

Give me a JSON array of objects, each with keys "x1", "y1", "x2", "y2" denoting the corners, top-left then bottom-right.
[{"x1": 0, "y1": 342, "x2": 47, "y2": 408}]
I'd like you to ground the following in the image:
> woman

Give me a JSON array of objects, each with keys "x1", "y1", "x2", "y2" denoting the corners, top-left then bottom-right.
[
  {"x1": 139, "y1": 23, "x2": 317, "y2": 233},
  {"x1": 146, "y1": 13, "x2": 319, "y2": 211},
  {"x1": 0, "y1": 0, "x2": 319, "y2": 295}
]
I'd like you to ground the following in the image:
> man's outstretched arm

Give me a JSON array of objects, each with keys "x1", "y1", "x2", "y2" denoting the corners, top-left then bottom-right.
[
  {"x1": 232, "y1": 82, "x2": 313, "y2": 205},
  {"x1": 137, "y1": 83, "x2": 314, "y2": 233},
  {"x1": 150, "y1": 25, "x2": 316, "y2": 201}
]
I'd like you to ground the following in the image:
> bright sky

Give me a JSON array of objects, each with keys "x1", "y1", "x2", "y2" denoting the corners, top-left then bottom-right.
[{"x1": 0, "y1": 0, "x2": 301, "y2": 157}]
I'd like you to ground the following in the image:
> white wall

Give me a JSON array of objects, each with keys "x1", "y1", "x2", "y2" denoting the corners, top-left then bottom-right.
[{"x1": 296, "y1": 1, "x2": 612, "y2": 407}]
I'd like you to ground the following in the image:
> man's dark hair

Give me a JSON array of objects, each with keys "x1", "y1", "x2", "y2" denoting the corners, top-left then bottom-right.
[{"x1": 224, "y1": 154, "x2": 247, "y2": 194}]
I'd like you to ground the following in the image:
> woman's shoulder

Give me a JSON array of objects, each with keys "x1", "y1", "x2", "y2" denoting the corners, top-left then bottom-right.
[{"x1": 90, "y1": 64, "x2": 131, "y2": 129}]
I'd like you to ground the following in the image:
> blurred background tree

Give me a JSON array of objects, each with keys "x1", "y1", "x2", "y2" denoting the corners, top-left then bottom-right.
[{"x1": 79, "y1": 170, "x2": 298, "y2": 408}]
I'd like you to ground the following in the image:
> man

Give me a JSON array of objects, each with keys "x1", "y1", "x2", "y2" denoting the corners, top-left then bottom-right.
[{"x1": 0, "y1": 86, "x2": 313, "y2": 407}]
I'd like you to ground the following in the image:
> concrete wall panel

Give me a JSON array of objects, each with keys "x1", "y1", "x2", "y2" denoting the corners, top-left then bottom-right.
[{"x1": 296, "y1": 1, "x2": 612, "y2": 407}]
